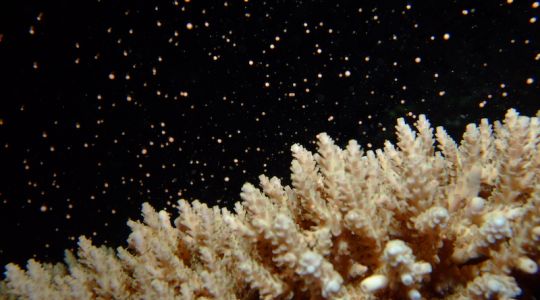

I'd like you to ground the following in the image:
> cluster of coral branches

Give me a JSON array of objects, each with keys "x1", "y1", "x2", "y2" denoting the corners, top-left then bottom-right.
[{"x1": 1, "y1": 108, "x2": 539, "y2": 299}]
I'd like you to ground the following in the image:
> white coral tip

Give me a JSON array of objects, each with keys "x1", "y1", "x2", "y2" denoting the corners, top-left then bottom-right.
[
  {"x1": 349, "y1": 263, "x2": 368, "y2": 278},
  {"x1": 274, "y1": 214, "x2": 293, "y2": 231},
  {"x1": 408, "y1": 289, "x2": 421, "y2": 300},
  {"x1": 322, "y1": 277, "x2": 342, "y2": 297},
  {"x1": 516, "y1": 256, "x2": 538, "y2": 274},
  {"x1": 532, "y1": 226, "x2": 540, "y2": 241},
  {"x1": 129, "y1": 230, "x2": 144, "y2": 250},
  {"x1": 433, "y1": 207, "x2": 449, "y2": 224},
  {"x1": 360, "y1": 274, "x2": 388, "y2": 293},
  {"x1": 298, "y1": 251, "x2": 323, "y2": 275},
  {"x1": 492, "y1": 215, "x2": 507, "y2": 228},
  {"x1": 158, "y1": 210, "x2": 170, "y2": 226},
  {"x1": 469, "y1": 197, "x2": 485, "y2": 214},
  {"x1": 291, "y1": 143, "x2": 302, "y2": 152},
  {"x1": 486, "y1": 278, "x2": 502, "y2": 293},
  {"x1": 413, "y1": 262, "x2": 432, "y2": 275},
  {"x1": 401, "y1": 273, "x2": 414, "y2": 286},
  {"x1": 385, "y1": 240, "x2": 408, "y2": 257}
]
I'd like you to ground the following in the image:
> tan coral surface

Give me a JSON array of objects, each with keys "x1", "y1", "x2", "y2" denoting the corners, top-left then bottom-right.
[{"x1": 1, "y1": 109, "x2": 539, "y2": 299}]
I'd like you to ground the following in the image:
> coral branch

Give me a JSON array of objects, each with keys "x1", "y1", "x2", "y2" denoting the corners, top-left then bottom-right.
[{"x1": 2, "y1": 109, "x2": 539, "y2": 299}]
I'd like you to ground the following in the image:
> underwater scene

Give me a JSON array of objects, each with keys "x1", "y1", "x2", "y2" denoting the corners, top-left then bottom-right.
[{"x1": 0, "y1": 1, "x2": 539, "y2": 299}]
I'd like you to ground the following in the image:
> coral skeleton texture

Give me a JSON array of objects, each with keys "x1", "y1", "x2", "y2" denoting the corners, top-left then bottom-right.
[{"x1": 1, "y1": 109, "x2": 539, "y2": 299}]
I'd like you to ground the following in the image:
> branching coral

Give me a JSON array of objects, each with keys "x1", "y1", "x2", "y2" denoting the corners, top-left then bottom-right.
[{"x1": 1, "y1": 108, "x2": 539, "y2": 299}]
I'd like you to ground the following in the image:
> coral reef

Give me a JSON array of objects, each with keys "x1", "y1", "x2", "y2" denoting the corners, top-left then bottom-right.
[{"x1": 1, "y1": 108, "x2": 539, "y2": 299}]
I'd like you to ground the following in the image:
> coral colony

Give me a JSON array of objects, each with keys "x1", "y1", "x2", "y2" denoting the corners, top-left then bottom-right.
[{"x1": 1, "y1": 108, "x2": 539, "y2": 299}]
